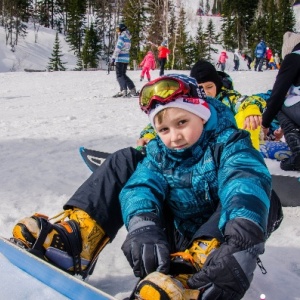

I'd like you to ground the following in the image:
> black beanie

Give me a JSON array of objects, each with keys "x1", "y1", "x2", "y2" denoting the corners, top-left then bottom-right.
[
  {"x1": 190, "y1": 59, "x2": 223, "y2": 95},
  {"x1": 118, "y1": 23, "x2": 127, "y2": 32}
]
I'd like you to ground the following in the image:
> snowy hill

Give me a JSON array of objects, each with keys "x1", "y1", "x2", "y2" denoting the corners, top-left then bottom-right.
[
  {"x1": 0, "y1": 1, "x2": 299, "y2": 73},
  {"x1": 0, "y1": 24, "x2": 78, "y2": 72}
]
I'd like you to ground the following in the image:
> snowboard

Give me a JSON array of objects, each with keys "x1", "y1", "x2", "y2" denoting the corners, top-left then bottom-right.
[
  {"x1": 79, "y1": 146, "x2": 110, "y2": 172},
  {"x1": 0, "y1": 236, "x2": 116, "y2": 300}
]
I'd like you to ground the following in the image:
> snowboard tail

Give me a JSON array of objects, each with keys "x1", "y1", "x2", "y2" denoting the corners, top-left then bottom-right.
[
  {"x1": 0, "y1": 236, "x2": 116, "y2": 299},
  {"x1": 79, "y1": 146, "x2": 110, "y2": 172}
]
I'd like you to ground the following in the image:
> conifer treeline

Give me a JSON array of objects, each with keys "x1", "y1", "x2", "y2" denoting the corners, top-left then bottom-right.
[{"x1": 0, "y1": 0, "x2": 296, "y2": 70}]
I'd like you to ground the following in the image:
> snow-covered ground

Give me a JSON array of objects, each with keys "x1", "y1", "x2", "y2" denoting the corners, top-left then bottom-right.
[
  {"x1": 1, "y1": 7, "x2": 300, "y2": 300},
  {"x1": 1, "y1": 68, "x2": 300, "y2": 300}
]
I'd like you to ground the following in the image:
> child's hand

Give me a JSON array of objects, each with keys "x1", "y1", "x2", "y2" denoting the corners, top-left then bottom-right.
[
  {"x1": 243, "y1": 115, "x2": 262, "y2": 130},
  {"x1": 274, "y1": 128, "x2": 283, "y2": 141},
  {"x1": 122, "y1": 214, "x2": 170, "y2": 278},
  {"x1": 136, "y1": 138, "x2": 150, "y2": 147}
]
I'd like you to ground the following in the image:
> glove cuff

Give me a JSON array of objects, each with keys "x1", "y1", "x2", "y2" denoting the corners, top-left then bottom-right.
[
  {"x1": 225, "y1": 218, "x2": 265, "y2": 255},
  {"x1": 128, "y1": 213, "x2": 161, "y2": 232}
]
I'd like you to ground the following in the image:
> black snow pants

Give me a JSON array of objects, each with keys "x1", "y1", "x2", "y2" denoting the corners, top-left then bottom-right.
[{"x1": 64, "y1": 147, "x2": 144, "y2": 240}]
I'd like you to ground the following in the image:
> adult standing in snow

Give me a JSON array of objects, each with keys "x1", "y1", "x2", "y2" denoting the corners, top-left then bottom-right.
[
  {"x1": 254, "y1": 38, "x2": 267, "y2": 72},
  {"x1": 233, "y1": 49, "x2": 240, "y2": 71},
  {"x1": 217, "y1": 50, "x2": 228, "y2": 71},
  {"x1": 274, "y1": 52, "x2": 281, "y2": 69},
  {"x1": 262, "y1": 31, "x2": 300, "y2": 171},
  {"x1": 112, "y1": 23, "x2": 137, "y2": 98},
  {"x1": 242, "y1": 52, "x2": 253, "y2": 70},
  {"x1": 139, "y1": 51, "x2": 156, "y2": 82},
  {"x1": 151, "y1": 41, "x2": 170, "y2": 76}
]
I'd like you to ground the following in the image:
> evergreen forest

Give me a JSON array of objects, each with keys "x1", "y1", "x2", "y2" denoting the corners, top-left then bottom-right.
[{"x1": 0, "y1": 0, "x2": 296, "y2": 70}]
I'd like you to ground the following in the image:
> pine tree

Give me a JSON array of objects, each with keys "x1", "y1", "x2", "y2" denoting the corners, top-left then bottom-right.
[
  {"x1": 81, "y1": 24, "x2": 101, "y2": 69},
  {"x1": 145, "y1": 0, "x2": 166, "y2": 46},
  {"x1": 194, "y1": 17, "x2": 210, "y2": 61},
  {"x1": 248, "y1": 0, "x2": 295, "y2": 56},
  {"x1": 173, "y1": 6, "x2": 188, "y2": 70},
  {"x1": 205, "y1": 19, "x2": 218, "y2": 62},
  {"x1": 65, "y1": 0, "x2": 86, "y2": 55},
  {"x1": 75, "y1": 56, "x2": 83, "y2": 71},
  {"x1": 222, "y1": 0, "x2": 259, "y2": 50},
  {"x1": 47, "y1": 32, "x2": 67, "y2": 71},
  {"x1": 122, "y1": 0, "x2": 146, "y2": 68}
]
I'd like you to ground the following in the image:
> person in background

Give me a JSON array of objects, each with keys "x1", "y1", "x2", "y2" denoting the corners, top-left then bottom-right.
[
  {"x1": 242, "y1": 52, "x2": 253, "y2": 70},
  {"x1": 265, "y1": 46, "x2": 274, "y2": 70},
  {"x1": 152, "y1": 40, "x2": 170, "y2": 76},
  {"x1": 267, "y1": 55, "x2": 277, "y2": 70},
  {"x1": 190, "y1": 59, "x2": 268, "y2": 149},
  {"x1": 112, "y1": 23, "x2": 138, "y2": 98},
  {"x1": 233, "y1": 49, "x2": 240, "y2": 71},
  {"x1": 274, "y1": 52, "x2": 281, "y2": 69},
  {"x1": 139, "y1": 51, "x2": 156, "y2": 82},
  {"x1": 254, "y1": 38, "x2": 267, "y2": 72},
  {"x1": 262, "y1": 31, "x2": 300, "y2": 171},
  {"x1": 217, "y1": 49, "x2": 228, "y2": 71}
]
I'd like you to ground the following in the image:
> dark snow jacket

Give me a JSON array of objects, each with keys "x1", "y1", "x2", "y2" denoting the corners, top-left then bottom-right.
[{"x1": 262, "y1": 43, "x2": 300, "y2": 128}]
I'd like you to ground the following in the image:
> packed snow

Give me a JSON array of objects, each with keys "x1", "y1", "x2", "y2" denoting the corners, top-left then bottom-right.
[{"x1": 1, "y1": 11, "x2": 300, "y2": 300}]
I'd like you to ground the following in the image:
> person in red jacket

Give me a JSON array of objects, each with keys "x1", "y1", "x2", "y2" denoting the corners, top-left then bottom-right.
[
  {"x1": 156, "y1": 41, "x2": 170, "y2": 76},
  {"x1": 139, "y1": 51, "x2": 156, "y2": 82},
  {"x1": 265, "y1": 47, "x2": 273, "y2": 70}
]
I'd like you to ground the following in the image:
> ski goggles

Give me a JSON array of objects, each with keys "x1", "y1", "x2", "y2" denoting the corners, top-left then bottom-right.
[{"x1": 139, "y1": 77, "x2": 190, "y2": 114}]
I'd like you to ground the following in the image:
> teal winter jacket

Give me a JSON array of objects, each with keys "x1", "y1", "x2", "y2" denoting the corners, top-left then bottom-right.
[{"x1": 119, "y1": 97, "x2": 271, "y2": 240}]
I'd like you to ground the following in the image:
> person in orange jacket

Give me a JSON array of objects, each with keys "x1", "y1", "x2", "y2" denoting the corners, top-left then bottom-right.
[
  {"x1": 139, "y1": 51, "x2": 156, "y2": 82},
  {"x1": 151, "y1": 41, "x2": 170, "y2": 76}
]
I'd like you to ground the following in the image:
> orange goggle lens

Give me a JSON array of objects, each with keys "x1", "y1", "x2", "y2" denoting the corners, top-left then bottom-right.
[{"x1": 139, "y1": 77, "x2": 190, "y2": 114}]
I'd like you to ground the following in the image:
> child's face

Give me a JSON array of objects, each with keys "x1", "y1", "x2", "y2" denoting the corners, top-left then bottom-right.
[
  {"x1": 154, "y1": 107, "x2": 205, "y2": 150},
  {"x1": 198, "y1": 81, "x2": 217, "y2": 97}
]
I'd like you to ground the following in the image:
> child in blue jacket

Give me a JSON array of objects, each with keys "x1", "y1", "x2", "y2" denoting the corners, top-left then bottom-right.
[
  {"x1": 119, "y1": 76, "x2": 271, "y2": 299},
  {"x1": 12, "y1": 76, "x2": 276, "y2": 300}
]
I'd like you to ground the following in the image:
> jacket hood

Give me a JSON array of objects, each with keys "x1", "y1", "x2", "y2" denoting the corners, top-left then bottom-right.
[
  {"x1": 122, "y1": 30, "x2": 131, "y2": 39},
  {"x1": 282, "y1": 31, "x2": 300, "y2": 59}
]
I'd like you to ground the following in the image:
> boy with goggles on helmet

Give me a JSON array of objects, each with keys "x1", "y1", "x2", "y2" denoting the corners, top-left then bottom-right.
[{"x1": 12, "y1": 75, "x2": 273, "y2": 300}]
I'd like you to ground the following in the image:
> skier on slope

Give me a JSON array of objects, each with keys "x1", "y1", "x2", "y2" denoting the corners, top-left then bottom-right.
[{"x1": 111, "y1": 23, "x2": 138, "y2": 98}]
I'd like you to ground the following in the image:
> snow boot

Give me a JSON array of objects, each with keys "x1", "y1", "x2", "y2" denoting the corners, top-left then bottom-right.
[
  {"x1": 140, "y1": 77, "x2": 144, "y2": 82},
  {"x1": 113, "y1": 90, "x2": 127, "y2": 98},
  {"x1": 126, "y1": 87, "x2": 139, "y2": 97},
  {"x1": 135, "y1": 272, "x2": 200, "y2": 300},
  {"x1": 12, "y1": 208, "x2": 109, "y2": 277},
  {"x1": 170, "y1": 237, "x2": 220, "y2": 273},
  {"x1": 280, "y1": 130, "x2": 300, "y2": 171}
]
